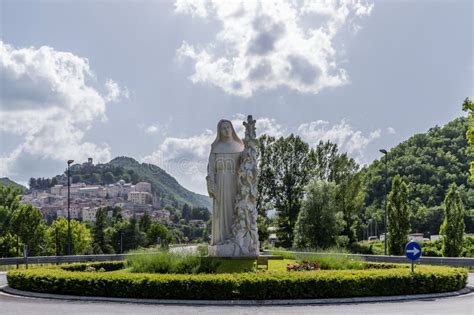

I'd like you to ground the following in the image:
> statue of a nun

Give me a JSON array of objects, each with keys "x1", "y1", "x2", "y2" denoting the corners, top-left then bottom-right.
[{"x1": 206, "y1": 120, "x2": 244, "y2": 245}]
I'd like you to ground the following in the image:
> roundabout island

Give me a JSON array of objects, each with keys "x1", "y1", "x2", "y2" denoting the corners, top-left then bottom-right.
[
  {"x1": 2, "y1": 116, "x2": 470, "y2": 305},
  {"x1": 4, "y1": 252, "x2": 468, "y2": 302}
]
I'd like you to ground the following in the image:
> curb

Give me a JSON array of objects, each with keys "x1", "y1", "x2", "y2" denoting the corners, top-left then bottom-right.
[{"x1": 1, "y1": 285, "x2": 472, "y2": 306}]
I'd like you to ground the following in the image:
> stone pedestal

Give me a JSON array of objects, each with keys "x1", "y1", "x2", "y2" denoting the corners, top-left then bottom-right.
[{"x1": 208, "y1": 242, "x2": 259, "y2": 257}]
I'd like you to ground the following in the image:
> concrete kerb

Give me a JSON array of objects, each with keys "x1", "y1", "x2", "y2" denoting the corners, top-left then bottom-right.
[{"x1": 1, "y1": 284, "x2": 472, "y2": 306}]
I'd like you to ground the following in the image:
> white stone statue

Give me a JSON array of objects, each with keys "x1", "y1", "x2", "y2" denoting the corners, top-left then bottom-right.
[{"x1": 207, "y1": 116, "x2": 259, "y2": 257}]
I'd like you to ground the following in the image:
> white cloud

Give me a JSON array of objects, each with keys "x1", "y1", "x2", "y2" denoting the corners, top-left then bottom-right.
[
  {"x1": 146, "y1": 125, "x2": 160, "y2": 134},
  {"x1": 175, "y1": 0, "x2": 373, "y2": 97},
  {"x1": 140, "y1": 117, "x2": 173, "y2": 136},
  {"x1": 105, "y1": 79, "x2": 129, "y2": 102},
  {"x1": 387, "y1": 126, "x2": 396, "y2": 134},
  {"x1": 175, "y1": 0, "x2": 211, "y2": 18},
  {"x1": 143, "y1": 114, "x2": 286, "y2": 193},
  {"x1": 143, "y1": 114, "x2": 380, "y2": 194},
  {"x1": 297, "y1": 119, "x2": 380, "y2": 160},
  {"x1": 142, "y1": 129, "x2": 214, "y2": 194},
  {"x1": 0, "y1": 41, "x2": 127, "y2": 176}
]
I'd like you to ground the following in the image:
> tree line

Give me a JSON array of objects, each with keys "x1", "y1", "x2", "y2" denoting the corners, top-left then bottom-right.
[
  {"x1": 0, "y1": 184, "x2": 172, "y2": 257},
  {"x1": 257, "y1": 102, "x2": 471, "y2": 256}
]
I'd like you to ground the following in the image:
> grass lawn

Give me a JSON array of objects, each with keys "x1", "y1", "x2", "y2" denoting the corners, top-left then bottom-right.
[{"x1": 213, "y1": 258, "x2": 294, "y2": 273}]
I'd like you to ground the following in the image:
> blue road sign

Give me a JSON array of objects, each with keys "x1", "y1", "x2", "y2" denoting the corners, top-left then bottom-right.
[{"x1": 405, "y1": 241, "x2": 422, "y2": 261}]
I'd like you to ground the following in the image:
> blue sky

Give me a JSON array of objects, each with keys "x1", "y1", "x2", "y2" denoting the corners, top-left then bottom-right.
[{"x1": 0, "y1": 0, "x2": 472, "y2": 194}]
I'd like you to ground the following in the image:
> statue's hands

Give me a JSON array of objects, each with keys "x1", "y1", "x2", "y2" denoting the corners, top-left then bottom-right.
[{"x1": 206, "y1": 176, "x2": 216, "y2": 198}]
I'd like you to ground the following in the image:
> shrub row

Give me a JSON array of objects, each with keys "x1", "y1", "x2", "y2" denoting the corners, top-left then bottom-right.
[
  {"x1": 61, "y1": 261, "x2": 125, "y2": 272},
  {"x1": 7, "y1": 265, "x2": 467, "y2": 300},
  {"x1": 126, "y1": 252, "x2": 222, "y2": 274}
]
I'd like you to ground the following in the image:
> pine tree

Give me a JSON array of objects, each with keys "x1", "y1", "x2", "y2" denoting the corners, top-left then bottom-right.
[
  {"x1": 440, "y1": 183, "x2": 465, "y2": 257},
  {"x1": 387, "y1": 175, "x2": 411, "y2": 255},
  {"x1": 93, "y1": 207, "x2": 114, "y2": 254}
]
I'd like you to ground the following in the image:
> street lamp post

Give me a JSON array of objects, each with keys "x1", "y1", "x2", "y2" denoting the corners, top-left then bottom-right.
[
  {"x1": 67, "y1": 159, "x2": 74, "y2": 255},
  {"x1": 379, "y1": 149, "x2": 388, "y2": 255}
]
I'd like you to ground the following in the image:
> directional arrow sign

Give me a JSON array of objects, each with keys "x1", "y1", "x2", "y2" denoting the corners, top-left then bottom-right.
[{"x1": 405, "y1": 241, "x2": 422, "y2": 261}]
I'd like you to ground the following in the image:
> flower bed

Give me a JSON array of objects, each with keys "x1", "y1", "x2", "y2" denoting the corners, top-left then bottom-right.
[
  {"x1": 6, "y1": 263, "x2": 467, "y2": 300},
  {"x1": 287, "y1": 260, "x2": 321, "y2": 271}
]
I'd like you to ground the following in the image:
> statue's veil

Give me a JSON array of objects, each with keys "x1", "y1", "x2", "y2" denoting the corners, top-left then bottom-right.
[{"x1": 211, "y1": 119, "x2": 244, "y2": 151}]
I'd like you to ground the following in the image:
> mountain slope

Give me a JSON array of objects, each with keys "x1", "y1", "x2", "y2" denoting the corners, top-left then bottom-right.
[
  {"x1": 363, "y1": 117, "x2": 472, "y2": 213},
  {"x1": 108, "y1": 157, "x2": 211, "y2": 209},
  {"x1": 0, "y1": 177, "x2": 27, "y2": 192}
]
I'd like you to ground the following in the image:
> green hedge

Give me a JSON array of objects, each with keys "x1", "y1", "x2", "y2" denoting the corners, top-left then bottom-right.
[
  {"x1": 61, "y1": 261, "x2": 125, "y2": 272},
  {"x1": 6, "y1": 264, "x2": 467, "y2": 300}
]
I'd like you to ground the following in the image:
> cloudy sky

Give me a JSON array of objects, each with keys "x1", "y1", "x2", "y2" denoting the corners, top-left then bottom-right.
[{"x1": 1, "y1": 0, "x2": 472, "y2": 195}]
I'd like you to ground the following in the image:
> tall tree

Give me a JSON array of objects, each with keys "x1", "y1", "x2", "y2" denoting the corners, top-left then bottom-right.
[
  {"x1": 146, "y1": 223, "x2": 172, "y2": 247},
  {"x1": 139, "y1": 211, "x2": 152, "y2": 232},
  {"x1": 93, "y1": 207, "x2": 114, "y2": 254},
  {"x1": 46, "y1": 217, "x2": 92, "y2": 255},
  {"x1": 263, "y1": 135, "x2": 312, "y2": 248},
  {"x1": 336, "y1": 172, "x2": 364, "y2": 243},
  {"x1": 182, "y1": 204, "x2": 192, "y2": 222},
  {"x1": 256, "y1": 135, "x2": 276, "y2": 243},
  {"x1": 387, "y1": 175, "x2": 411, "y2": 255},
  {"x1": 440, "y1": 183, "x2": 465, "y2": 257},
  {"x1": 122, "y1": 215, "x2": 146, "y2": 251},
  {"x1": 0, "y1": 183, "x2": 22, "y2": 235},
  {"x1": 293, "y1": 180, "x2": 339, "y2": 249},
  {"x1": 462, "y1": 97, "x2": 474, "y2": 180},
  {"x1": 10, "y1": 204, "x2": 47, "y2": 256},
  {"x1": 311, "y1": 140, "x2": 341, "y2": 182}
]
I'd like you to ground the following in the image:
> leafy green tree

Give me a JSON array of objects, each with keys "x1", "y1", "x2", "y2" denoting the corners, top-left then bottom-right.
[
  {"x1": 146, "y1": 223, "x2": 172, "y2": 246},
  {"x1": 28, "y1": 178, "x2": 36, "y2": 189},
  {"x1": 122, "y1": 215, "x2": 146, "y2": 251},
  {"x1": 139, "y1": 211, "x2": 152, "y2": 232},
  {"x1": 293, "y1": 180, "x2": 340, "y2": 249},
  {"x1": 440, "y1": 183, "x2": 465, "y2": 257},
  {"x1": 72, "y1": 174, "x2": 82, "y2": 184},
  {"x1": 104, "y1": 172, "x2": 115, "y2": 184},
  {"x1": 336, "y1": 172, "x2": 364, "y2": 243},
  {"x1": 182, "y1": 204, "x2": 191, "y2": 222},
  {"x1": 10, "y1": 204, "x2": 47, "y2": 256},
  {"x1": 0, "y1": 183, "x2": 22, "y2": 236},
  {"x1": 259, "y1": 134, "x2": 312, "y2": 248},
  {"x1": 46, "y1": 217, "x2": 92, "y2": 255},
  {"x1": 93, "y1": 207, "x2": 114, "y2": 254},
  {"x1": 256, "y1": 135, "x2": 276, "y2": 243},
  {"x1": 462, "y1": 97, "x2": 474, "y2": 180},
  {"x1": 387, "y1": 175, "x2": 411, "y2": 255},
  {"x1": 190, "y1": 207, "x2": 210, "y2": 221},
  {"x1": 411, "y1": 206, "x2": 444, "y2": 235},
  {"x1": 310, "y1": 140, "x2": 352, "y2": 182},
  {"x1": 0, "y1": 232, "x2": 17, "y2": 257},
  {"x1": 363, "y1": 117, "x2": 472, "y2": 234}
]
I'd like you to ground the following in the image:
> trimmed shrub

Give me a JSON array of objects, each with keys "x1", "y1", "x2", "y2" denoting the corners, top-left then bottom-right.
[
  {"x1": 7, "y1": 265, "x2": 467, "y2": 300},
  {"x1": 126, "y1": 251, "x2": 221, "y2": 274},
  {"x1": 61, "y1": 261, "x2": 125, "y2": 272}
]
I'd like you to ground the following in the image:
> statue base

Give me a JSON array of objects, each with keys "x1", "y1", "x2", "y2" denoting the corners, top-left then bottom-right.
[{"x1": 208, "y1": 242, "x2": 259, "y2": 258}]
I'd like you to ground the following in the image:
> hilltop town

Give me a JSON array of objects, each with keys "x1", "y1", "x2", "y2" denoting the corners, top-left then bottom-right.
[{"x1": 22, "y1": 178, "x2": 171, "y2": 225}]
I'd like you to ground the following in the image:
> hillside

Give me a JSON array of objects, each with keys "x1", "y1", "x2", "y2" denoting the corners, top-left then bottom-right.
[
  {"x1": 0, "y1": 177, "x2": 27, "y2": 192},
  {"x1": 108, "y1": 157, "x2": 211, "y2": 209},
  {"x1": 29, "y1": 157, "x2": 211, "y2": 209},
  {"x1": 362, "y1": 117, "x2": 473, "y2": 231}
]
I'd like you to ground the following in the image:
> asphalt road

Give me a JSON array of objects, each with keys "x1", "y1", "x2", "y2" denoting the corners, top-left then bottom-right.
[{"x1": 0, "y1": 272, "x2": 473, "y2": 315}]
